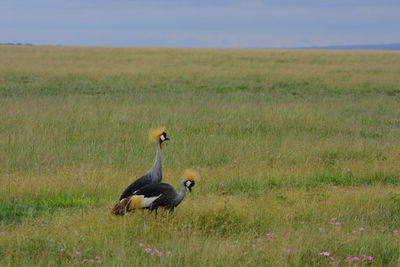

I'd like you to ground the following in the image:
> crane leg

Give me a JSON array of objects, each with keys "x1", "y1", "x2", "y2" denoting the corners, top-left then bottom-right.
[{"x1": 141, "y1": 209, "x2": 148, "y2": 229}]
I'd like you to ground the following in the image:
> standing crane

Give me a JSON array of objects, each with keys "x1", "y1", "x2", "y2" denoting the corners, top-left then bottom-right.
[
  {"x1": 112, "y1": 170, "x2": 198, "y2": 215},
  {"x1": 118, "y1": 127, "x2": 170, "y2": 201}
]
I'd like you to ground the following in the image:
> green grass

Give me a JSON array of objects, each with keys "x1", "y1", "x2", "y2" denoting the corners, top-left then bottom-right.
[{"x1": 0, "y1": 46, "x2": 400, "y2": 266}]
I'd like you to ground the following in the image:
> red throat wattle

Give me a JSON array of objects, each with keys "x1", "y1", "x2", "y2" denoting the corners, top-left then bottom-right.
[{"x1": 159, "y1": 143, "x2": 163, "y2": 150}]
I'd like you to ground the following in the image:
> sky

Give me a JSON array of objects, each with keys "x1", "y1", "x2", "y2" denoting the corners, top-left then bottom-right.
[{"x1": 1, "y1": 0, "x2": 400, "y2": 48}]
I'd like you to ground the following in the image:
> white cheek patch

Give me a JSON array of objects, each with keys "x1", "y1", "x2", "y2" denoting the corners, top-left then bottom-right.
[
  {"x1": 160, "y1": 135, "x2": 166, "y2": 141},
  {"x1": 186, "y1": 181, "x2": 192, "y2": 187}
]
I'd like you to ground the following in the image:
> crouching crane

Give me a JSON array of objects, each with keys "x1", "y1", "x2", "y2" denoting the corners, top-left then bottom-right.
[
  {"x1": 112, "y1": 169, "x2": 198, "y2": 215},
  {"x1": 118, "y1": 127, "x2": 170, "y2": 201}
]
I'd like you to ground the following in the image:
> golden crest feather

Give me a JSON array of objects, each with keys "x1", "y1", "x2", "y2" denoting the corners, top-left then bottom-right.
[
  {"x1": 182, "y1": 169, "x2": 199, "y2": 182},
  {"x1": 148, "y1": 126, "x2": 166, "y2": 141}
]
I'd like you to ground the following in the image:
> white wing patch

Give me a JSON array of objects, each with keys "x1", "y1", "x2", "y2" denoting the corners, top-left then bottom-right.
[{"x1": 142, "y1": 195, "x2": 162, "y2": 208}]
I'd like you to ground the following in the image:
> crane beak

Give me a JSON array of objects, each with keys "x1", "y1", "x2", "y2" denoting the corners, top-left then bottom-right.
[{"x1": 165, "y1": 137, "x2": 170, "y2": 141}]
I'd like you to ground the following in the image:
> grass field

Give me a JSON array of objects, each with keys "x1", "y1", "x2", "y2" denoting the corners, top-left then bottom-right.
[{"x1": 0, "y1": 46, "x2": 400, "y2": 266}]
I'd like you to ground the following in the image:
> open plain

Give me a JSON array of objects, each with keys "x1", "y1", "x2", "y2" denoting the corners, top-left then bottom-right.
[{"x1": 0, "y1": 46, "x2": 399, "y2": 266}]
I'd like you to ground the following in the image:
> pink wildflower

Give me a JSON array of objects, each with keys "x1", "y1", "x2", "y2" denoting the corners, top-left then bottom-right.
[
  {"x1": 366, "y1": 256, "x2": 374, "y2": 261},
  {"x1": 328, "y1": 218, "x2": 343, "y2": 225},
  {"x1": 265, "y1": 233, "x2": 272, "y2": 237},
  {"x1": 380, "y1": 229, "x2": 385, "y2": 233},
  {"x1": 346, "y1": 256, "x2": 360, "y2": 262},
  {"x1": 166, "y1": 251, "x2": 172, "y2": 255},
  {"x1": 251, "y1": 244, "x2": 256, "y2": 248},
  {"x1": 319, "y1": 252, "x2": 330, "y2": 256},
  {"x1": 75, "y1": 248, "x2": 81, "y2": 255},
  {"x1": 154, "y1": 249, "x2": 163, "y2": 257},
  {"x1": 393, "y1": 229, "x2": 400, "y2": 233},
  {"x1": 219, "y1": 183, "x2": 225, "y2": 187},
  {"x1": 358, "y1": 227, "x2": 365, "y2": 231},
  {"x1": 138, "y1": 243, "x2": 144, "y2": 247},
  {"x1": 144, "y1": 248, "x2": 152, "y2": 253},
  {"x1": 96, "y1": 259, "x2": 102, "y2": 264},
  {"x1": 82, "y1": 259, "x2": 89, "y2": 263},
  {"x1": 361, "y1": 255, "x2": 374, "y2": 261},
  {"x1": 329, "y1": 258, "x2": 339, "y2": 265},
  {"x1": 256, "y1": 238, "x2": 264, "y2": 242},
  {"x1": 283, "y1": 249, "x2": 294, "y2": 255}
]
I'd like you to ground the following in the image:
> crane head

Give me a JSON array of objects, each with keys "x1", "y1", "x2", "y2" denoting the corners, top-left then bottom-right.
[
  {"x1": 148, "y1": 127, "x2": 170, "y2": 149},
  {"x1": 158, "y1": 132, "x2": 170, "y2": 149},
  {"x1": 184, "y1": 179, "x2": 196, "y2": 192},
  {"x1": 182, "y1": 169, "x2": 199, "y2": 192}
]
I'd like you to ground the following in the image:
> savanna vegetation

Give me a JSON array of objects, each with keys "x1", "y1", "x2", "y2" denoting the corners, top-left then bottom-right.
[{"x1": 0, "y1": 46, "x2": 399, "y2": 266}]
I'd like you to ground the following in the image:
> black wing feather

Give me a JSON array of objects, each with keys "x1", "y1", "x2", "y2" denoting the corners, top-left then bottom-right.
[
  {"x1": 133, "y1": 183, "x2": 177, "y2": 210},
  {"x1": 119, "y1": 173, "x2": 152, "y2": 200},
  {"x1": 151, "y1": 195, "x2": 175, "y2": 209},
  {"x1": 133, "y1": 183, "x2": 176, "y2": 198}
]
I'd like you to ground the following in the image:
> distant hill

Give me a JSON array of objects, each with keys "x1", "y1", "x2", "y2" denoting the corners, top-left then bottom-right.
[
  {"x1": 0, "y1": 43, "x2": 33, "y2": 46},
  {"x1": 287, "y1": 43, "x2": 400, "y2": 50}
]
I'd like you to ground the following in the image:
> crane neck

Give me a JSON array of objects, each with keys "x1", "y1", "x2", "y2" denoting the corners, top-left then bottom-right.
[
  {"x1": 173, "y1": 181, "x2": 187, "y2": 207},
  {"x1": 147, "y1": 140, "x2": 162, "y2": 182}
]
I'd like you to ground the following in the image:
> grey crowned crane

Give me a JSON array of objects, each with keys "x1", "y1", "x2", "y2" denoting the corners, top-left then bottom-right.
[
  {"x1": 112, "y1": 170, "x2": 198, "y2": 215},
  {"x1": 118, "y1": 127, "x2": 170, "y2": 201}
]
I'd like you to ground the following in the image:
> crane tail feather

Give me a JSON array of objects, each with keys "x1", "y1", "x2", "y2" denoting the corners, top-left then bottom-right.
[{"x1": 111, "y1": 197, "x2": 132, "y2": 216}]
